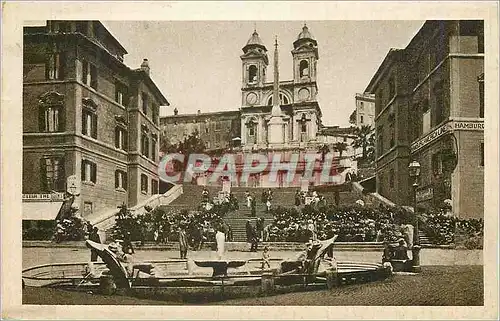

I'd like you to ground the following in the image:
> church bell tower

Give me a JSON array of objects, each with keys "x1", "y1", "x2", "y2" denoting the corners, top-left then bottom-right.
[
  {"x1": 241, "y1": 30, "x2": 268, "y2": 107},
  {"x1": 292, "y1": 24, "x2": 319, "y2": 103}
]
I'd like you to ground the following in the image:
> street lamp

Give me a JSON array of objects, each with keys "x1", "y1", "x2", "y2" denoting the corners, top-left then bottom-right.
[{"x1": 408, "y1": 160, "x2": 421, "y2": 273}]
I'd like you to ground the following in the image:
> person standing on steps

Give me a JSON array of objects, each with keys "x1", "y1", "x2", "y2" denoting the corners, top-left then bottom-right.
[
  {"x1": 251, "y1": 194, "x2": 257, "y2": 217},
  {"x1": 178, "y1": 225, "x2": 188, "y2": 259},
  {"x1": 256, "y1": 217, "x2": 264, "y2": 242},
  {"x1": 250, "y1": 223, "x2": 259, "y2": 252},
  {"x1": 245, "y1": 220, "x2": 252, "y2": 251},
  {"x1": 245, "y1": 191, "x2": 251, "y2": 208}
]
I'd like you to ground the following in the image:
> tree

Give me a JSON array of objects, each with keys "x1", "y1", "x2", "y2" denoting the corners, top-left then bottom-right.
[
  {"x1": 160, "y1": 129, "x2": 206, "y2": 155},
  {"x1": 348, "y1": 109, "x2": 357, "y2": 125},
  {"x1": 318, "y1": 144, "x2": 330, "y2": 161},
  {"x1": 352, "y1": 125, "x2": 375, "y2": 162},
  {"x1": 333, "y1": 142, "x2": 348, "y2": 158}
]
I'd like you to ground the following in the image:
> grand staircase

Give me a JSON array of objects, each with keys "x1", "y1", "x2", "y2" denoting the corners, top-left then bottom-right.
[{"x1": 157, "y1": 184, "x2": 363, "y2": 242}]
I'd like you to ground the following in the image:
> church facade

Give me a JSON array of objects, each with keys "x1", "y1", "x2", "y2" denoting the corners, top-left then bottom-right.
[
  {"x1": 240, "y1": 25, "x2": 322, "y2": 151},
  {"x1": 161, "y1": 25, "x2": 354, "y2": 187}
]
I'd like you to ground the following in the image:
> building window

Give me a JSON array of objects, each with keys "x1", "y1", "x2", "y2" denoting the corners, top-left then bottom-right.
[
  {"x1": 81, "y1": 159, "x2": 97, "y2": 183},
  {"x1": 151, "y1": 179, "x2": 159, "y2": 194},
  {"x1": 267, "y1": 93, "x2": 289, "y2": 106},
  {"x1": 141, "y1": 134, "x2": 149, "y2": 158},
  {"x1": 299, "y1": 60, "x2": 309, "y2": 77},
  {"x1": 377, "y1": 126, "x2": 384, "y2": 156},
  {"x1": 480, "y1": 143, "x2": 484, "y2": 166},
  {"x1": 389, "y1": 168, "x2": 394, "y2": 188},
  {"x1": 359, "y1": 101, "x2": 364, "y2": 111},
  {"x1": 433, "y1": 81, "x2": 445, "y2": 126},
  {"x1": 152, "y1": 104, "x2": 158, "y2": 125},
  {"x1": 376, "y1": 90, "x2": 384, "y2": 115},
  {"x1": 40, "y1": 157, "x2": 65, "y2": 192},
  {"x1": 82, "y1": 109, "x2": 97, "y2": 139},
  {"x1": 388, "y1": 77, "x2": 395, "y2": 99},
  {"x1": 39, "y1": 105, "x2": 63, "y2": 132},
  {"x1": 478, "y1": 74, "x2": 484, "y2": 118},
  {"x1": 141, "y1": 174, "x2": 148, "y2": 193},
  {"x1": 115, "y1": 170, "x2": 127, "y2": 190},
  {"x1": 343, "y1": 137, "x2": 347, "y2": 142},
  {"x1": 82, "y1": 60, "x2": 98, "y2": 90},
  {"x1": 360, "y1": 115, "x2": 364, "y2": 124},
  {"x1": 249, "y1": 125, "x2": 255, "y2": 137},
  {"x1": 432, "y1": 153, "x2": 443, "y2": 176},
  {"x1": 422, "y1": 99, "x2": 430, "y2": 134},
  {"x1": 151, "y1": 137, "x2": 157, "y2": 161},
  {"x1": 142, "y1": 93, "x2": 148, "y2": 115},
  {"x1": 205, "y1": 126, "x2": 209, "y2": 134},
  {"x1": 248, "y1": 65, "x2": 257, "y2": 83},
  {"x1": 46, "y1": 45, "x2": 65, "y2": 80},
  {"x1": 115, "y1": 82, "x2": 128, "y2": 106},
  {"x1": 115, "y1": 127, "x2": 127, "y2": 150},
  {"x1": 215, "y1": 122, "x2": 221, "y2": 131}
]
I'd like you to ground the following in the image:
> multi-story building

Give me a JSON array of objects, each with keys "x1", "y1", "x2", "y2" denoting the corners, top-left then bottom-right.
[
  {"x1": 23, "y1": 20, "x2": 169, "y2": 221},
  {"x1": 160, "y1": 110, "x2": 240, "y2": 152},
  {"x1": 354, "y1": 93, "x2": 376, "y2": 128},
  {"x1": 365, "y1": 49, "x2": 412, "y2": 206},
  {"x1": 366, "y1": 20, "x2": 484, "y2": 219}
]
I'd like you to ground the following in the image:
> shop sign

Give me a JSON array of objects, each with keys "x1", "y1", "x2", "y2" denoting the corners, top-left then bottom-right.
[
  {"x1": 416, "y1": 187, "x2": 434, "y2": 203},
  {"x1": 411, "y1": 120, "x2": 484, "y2": 152},
  {"x1": 22, "y1": 193, "x2": 65, "y2": 201},
  {"x1": 453, "y1": 121, "x2": 484, "y2": 131},
  {"x1": 411, "y1": 122, "x2": 453, "y2": 152}
]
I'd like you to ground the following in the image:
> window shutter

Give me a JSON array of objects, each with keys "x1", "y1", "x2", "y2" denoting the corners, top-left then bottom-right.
[
  {"x1": 58, "y1": 52, "x2": 66, "y2": 80},
  {"x1": 40, "y1": 158, "x2": 47, "y2": 191},
  {"x1": 81, "y1": 160, "x2": 86, "y2": 181},
  {"x1": 115, "y1": 171, "x2": 119, "y2": 188},
  {"x1": 39, "y1": 108, "x2": 46, "y2": 132},
  {"x1": 115, "y1": 127, "x2": 120, "y2": 148},
  {"x1": 82, "y1": 112, "x2": 87, "y2": 135},
  {"x1": 59, "y1": 107, "x2": 65, "y2": 132},
  {"x1": 91, "y1": 163, "x2": 97, "y2": 183},
  {"x1": 124, "y1": 130, "x2": 128, "y2": 149},
  {"x1": 91, "y1": 114, "x2": 97, "y2": 139}
]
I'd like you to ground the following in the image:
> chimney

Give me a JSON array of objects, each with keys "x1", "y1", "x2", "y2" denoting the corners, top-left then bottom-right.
[
  {"x1": 140, "y1": 58, "x2": 150, "y2": 75},
  {"x1": 174, "y1": 107, "x2": 178, "y2": 115}
]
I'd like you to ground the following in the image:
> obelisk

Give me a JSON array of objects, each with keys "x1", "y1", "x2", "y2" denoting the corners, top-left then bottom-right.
[{"x1": 267, "y1": 37, "x2": 285, "y2": 145}]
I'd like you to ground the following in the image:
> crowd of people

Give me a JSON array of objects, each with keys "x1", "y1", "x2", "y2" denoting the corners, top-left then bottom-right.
[
  {"x1": 264, "y1": 205, "x2": 410, "y2": 243},
  {"x1": 420, "y1": 210, "x2": 484, "y2": 246}
]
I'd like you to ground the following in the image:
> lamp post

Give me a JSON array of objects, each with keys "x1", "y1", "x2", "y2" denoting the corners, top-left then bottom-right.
[{"x1": 408, "y1": 160, "x2": 421, "y2": 272}]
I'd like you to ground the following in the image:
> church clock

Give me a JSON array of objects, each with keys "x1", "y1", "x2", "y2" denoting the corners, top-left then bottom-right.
[{"x1": 246, "y1": 92, "x2": 258, "y2": 105}]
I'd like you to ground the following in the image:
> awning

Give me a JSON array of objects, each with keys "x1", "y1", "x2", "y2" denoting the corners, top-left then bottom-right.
[{"x1": 23, "y1": 201, "x2": 64, "y2": 220}]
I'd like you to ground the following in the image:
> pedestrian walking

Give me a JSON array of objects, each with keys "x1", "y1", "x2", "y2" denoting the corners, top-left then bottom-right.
[
  {"x1": 89, "y1": 227, "x2": 101, "y2": 262},
  {"x1": 215, "y1": 225, "x2": 226, "y2": 259}
]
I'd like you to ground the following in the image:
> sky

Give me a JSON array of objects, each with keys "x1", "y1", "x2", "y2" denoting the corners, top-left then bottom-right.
[{"x1": 104, "y1": 21, "x2": 422, "y2": 126}]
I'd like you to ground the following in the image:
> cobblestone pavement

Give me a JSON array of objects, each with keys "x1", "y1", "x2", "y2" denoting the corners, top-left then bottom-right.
[
  {"x1": 23, "y1": 247, "x2": 482, "y2": 269},
  {"x1": 22, "y1": 266, "x2": 483, "y2": 306},
  {"x1": 217, "y1": 265, "x2": 483, "y2": 306}
]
